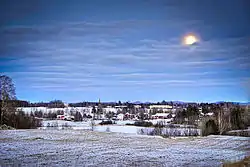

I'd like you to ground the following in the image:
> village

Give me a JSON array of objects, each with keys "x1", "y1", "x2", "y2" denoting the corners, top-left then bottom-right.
[{"x1": 16, "y1": 100, "x2": 216, "y2": 125}]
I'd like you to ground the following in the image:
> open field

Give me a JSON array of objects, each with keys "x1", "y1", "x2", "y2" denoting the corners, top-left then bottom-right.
[
  {"x1": 41, "y1": 120, "x2": 201, "y2": 135},
  {"x1": 1, "y1": 129, "x2": 249, "y2": 167}
]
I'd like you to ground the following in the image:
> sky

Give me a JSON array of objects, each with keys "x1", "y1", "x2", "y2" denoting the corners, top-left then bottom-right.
[{"x1": 0, "y1": 0, "x2": 250, "y2": 103}]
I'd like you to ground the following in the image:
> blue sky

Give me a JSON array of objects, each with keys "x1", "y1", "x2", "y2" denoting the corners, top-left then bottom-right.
[{"x1": 0, "y1": 0, "x2": 249, "y2": 102}]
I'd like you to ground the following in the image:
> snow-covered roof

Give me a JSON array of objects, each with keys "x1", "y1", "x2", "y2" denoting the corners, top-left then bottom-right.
[
  {"x1": 152, "y1": 113, "x2": 170, "y2": 117},
  {"x1": 149, "y1": 105, "x2": 173, "y2": 109},
  {"x1": 206, "y1": 112, "x2": 214, "y2": 116}
]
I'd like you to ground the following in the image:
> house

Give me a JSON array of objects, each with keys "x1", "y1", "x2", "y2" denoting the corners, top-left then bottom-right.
[
  {"x1": 151, "y1": 113, "x2": 170, "y2": 119},
  {"x1": 56, "y1": 114, "x2": 74, "y2": 121},
  {"x1": 149, "y1": 105, "x2": 173, "y2": 112},
  {"x1": 117, "y1": 113, "x2": 124, "y2": 120},
  {"x1": 103, "y1": 107, "x2": 118, "y2": 114},
  {"x1": 134, "y1": 105, "x2": 141, "y2": 109},
  {"x1": 124, "y1": 113, "x2": 136, "y2": 120},
  {"x1": 57, "y1": 115, "x2": 65, "y2": 120},
  {"x1": 206, "y1": 112, "x2": 214, "y2": 116}
]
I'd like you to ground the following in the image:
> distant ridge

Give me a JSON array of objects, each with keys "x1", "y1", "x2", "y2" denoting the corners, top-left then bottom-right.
[
  {"x1": 131, "y1": 101, "x2": 152, "y2": 104},
  {"x1": 132, "y1": 101, "x2": 142, "y2": 104},
  {"x1": 214, "y1": 101, "x2": 250, "y2": 105},
  {"x1": 131, "y1": 101, "x2": 187, "y2": 104},
  {"x1": 233, "y1": 102, "x2": 250, "y2": 105},
  {"x1": 171, "y1": 101, "x2": 186, "y2": 104}
]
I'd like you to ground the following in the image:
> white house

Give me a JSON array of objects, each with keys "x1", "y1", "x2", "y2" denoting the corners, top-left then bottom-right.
[
  {"x1": 149, "y1": 105, "x2": 173, "y2": 112},
  {"x1": 103, "y1": 107, "x2": 118, "y2": 114},
  {"x1": 151, "y1": 113, "x2": 170, "y2": 119},
  {"x1": 117, "y1": 113, "x2": 124, "y2": 120}
]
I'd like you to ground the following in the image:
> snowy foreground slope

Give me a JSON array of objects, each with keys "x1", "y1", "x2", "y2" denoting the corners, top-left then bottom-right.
[{"x1": 0, "y1": 130, "x2": 249, "y2": 167}]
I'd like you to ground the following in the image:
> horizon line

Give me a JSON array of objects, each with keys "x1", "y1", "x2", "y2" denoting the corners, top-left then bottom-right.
[{"x1": 16, "y1": 99, "x2": 250, "y2": 104}]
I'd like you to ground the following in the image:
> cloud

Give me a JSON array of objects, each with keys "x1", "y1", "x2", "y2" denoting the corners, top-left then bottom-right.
[
  {"x1": 0, "y1": 19, "x2": 196, "y2": 36},
  {"x1": 1, "y1": 19, "x2": 249, "y2": 95},
  {"x1": 17, "y1": 78, "x2": 242, "y2": 93}
]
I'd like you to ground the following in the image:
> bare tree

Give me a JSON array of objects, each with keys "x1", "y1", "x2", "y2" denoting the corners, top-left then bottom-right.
[
  {"x1": 92, "y1": 106, "x2": 96, "y2": 120},
  {"x1": 0, "y1": 75, "x2": 16, "y2": 125},
  {"x1": 90, "y1": 119, "x2": 95, "y2": 131},
  {"x1": 139, "y1": 109, "x2": 146, "y2": 121},
  {"x1": 0, "y1": 75, "x2": 42, "y2": 129},
  {"x1": 217, "y1": 109, "x2": 230, "y2": 135}
]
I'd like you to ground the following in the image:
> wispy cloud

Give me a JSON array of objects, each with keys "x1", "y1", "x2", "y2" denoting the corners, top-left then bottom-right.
[
  {"x1": 19, "y1": 78, "x2": 243, "y2": 93},
  {"x1": 1, "y1": 19, "x2": 249, "y2": 101}
]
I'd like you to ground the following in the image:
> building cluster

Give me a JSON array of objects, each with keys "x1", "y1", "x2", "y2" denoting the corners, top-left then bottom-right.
[
  {"x1": 17, "y1": 99, "x2": 229, "y2": 122},
  {"x1": 17, "y1": 103, "x2": 181, "y2": 121}
]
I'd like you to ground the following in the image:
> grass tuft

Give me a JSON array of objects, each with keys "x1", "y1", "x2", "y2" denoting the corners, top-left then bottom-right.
[{"x1": 222, "y1": 156, "x2": 250, "y2": 167}]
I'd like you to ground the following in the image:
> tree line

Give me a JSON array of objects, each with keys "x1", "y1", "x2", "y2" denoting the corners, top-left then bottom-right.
[{"x1": 14, "y1": 100, "x2": 65, "y2": 108}]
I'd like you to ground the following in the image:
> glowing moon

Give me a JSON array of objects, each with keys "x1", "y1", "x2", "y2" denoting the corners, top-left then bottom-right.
[{"x1": 183, "y1": 34, "x2": 198, "y2": 45}]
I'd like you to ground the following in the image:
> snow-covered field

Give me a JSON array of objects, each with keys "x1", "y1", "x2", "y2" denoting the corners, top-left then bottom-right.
[
  {"x1": 42, "y1": 120, "x2": 142, "y2": 134},
  {"x1": 42, "y1": 120, "x2": 136, "y2": 128},
  {"x1": 41, "y1": 120, "x2": 200, "y2": 135},
  {"x1": 0, "y1": 129, "x2": 249, "y2": 167}
]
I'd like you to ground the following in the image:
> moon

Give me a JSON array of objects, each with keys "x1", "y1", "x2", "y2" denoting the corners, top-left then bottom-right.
[{"x1": 183, "y1": 34, "x2": 199, "y2": 46}]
